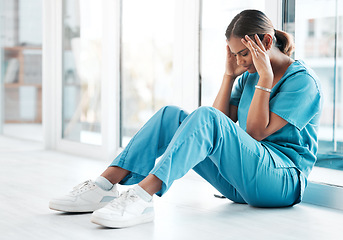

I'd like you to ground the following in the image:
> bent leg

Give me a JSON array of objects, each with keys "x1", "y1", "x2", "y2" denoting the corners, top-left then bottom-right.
[
  {"x1": 109, "y1": 105, "x2": 189, "y2": 185},
  {"x1": 150, "y1": 106, "x2": 300, "y2": 207}
]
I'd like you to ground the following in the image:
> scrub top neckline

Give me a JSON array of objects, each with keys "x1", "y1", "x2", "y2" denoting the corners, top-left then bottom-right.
[{"x1": 269, "y1": 60, "x2": 300, "y2": 91}]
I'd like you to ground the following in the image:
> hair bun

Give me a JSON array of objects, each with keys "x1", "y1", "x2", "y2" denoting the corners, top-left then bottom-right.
[{"x1": 274, "y1": 29, "x2": 295, "y2": 56}]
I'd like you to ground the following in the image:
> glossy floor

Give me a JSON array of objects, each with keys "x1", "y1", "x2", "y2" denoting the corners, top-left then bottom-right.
[{"x1": 1, "y1": 136, "x2": 343, "y2": 240}]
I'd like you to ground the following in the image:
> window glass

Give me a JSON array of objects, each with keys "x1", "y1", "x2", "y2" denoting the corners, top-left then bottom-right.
[
  {"x1": 120, "y1": 0, "x2": 175, "y2": 146},
  {"x1": 336, "y1": 1, "x2": 343, "y2": 153},
  {"x1": 0, "y1": 0, "x2": 43, "y2": 141},
  {"x1": 62, "y1": 0, "x2": 102, "y2": 145},
  {"x1": 284, "y1": 0, "x2": 343, "y2": 169}
]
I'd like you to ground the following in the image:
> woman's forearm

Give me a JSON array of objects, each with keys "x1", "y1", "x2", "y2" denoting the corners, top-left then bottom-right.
[
  {"x1": 212, "y1": 74, "x2": 236, "y2": 119},
  {"x1": 246, "y1": 76, "x2": 273, "y2": 140}
]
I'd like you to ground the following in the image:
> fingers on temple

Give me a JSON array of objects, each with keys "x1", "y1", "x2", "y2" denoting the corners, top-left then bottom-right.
[
  {"x1": 241, "y1": 36, "x2": 257, "y2": 57},
  {"x1": 241, "y1": 37, "x2": 251, "y2": 50},
  {"x1": 254, "y1": 34, "x2": 266, "y2": 51},
  {"x1": 242, "y1": 35, "x2": 264, "y2": 53},
  {"x1": 226, "y1": 45, "x2": 232, "y2": 57}
]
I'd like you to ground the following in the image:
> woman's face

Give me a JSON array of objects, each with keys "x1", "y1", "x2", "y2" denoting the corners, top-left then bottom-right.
[{"x1": 227, "y1": 36, "x2": 257, "y2": 74}]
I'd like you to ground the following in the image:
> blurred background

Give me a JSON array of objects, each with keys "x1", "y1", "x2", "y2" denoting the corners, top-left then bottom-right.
[{"x1": 0, "y1": 0, "x2": 342, "y2": 176}]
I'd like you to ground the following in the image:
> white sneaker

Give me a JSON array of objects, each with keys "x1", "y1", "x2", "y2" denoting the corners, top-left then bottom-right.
[
  {"x1": 91, "y1": 188, "x2": 154, "y2": 228},
  {"x1": 49, "y1": 179, "x2": 119, "y2": 213}
]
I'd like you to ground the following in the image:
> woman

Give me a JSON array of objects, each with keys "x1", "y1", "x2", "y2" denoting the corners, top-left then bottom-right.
[{"x1": 50, "y1": 9, "x2": 322, "y2": 228}]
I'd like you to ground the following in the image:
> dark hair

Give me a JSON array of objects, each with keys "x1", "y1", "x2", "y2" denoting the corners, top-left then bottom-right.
[{"x1": 225, "y1": 9, "x2": 295, "y2": 56}]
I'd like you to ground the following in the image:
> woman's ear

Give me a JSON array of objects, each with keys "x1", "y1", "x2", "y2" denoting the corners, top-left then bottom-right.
[{"x1": 262, "y1": 34, "x2": 273, "y2": 51}]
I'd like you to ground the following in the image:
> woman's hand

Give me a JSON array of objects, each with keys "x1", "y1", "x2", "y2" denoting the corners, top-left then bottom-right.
[
  {"x1": 241, "y1": 35, "x2": 273, "y2": 79},
  {"x1": 225, "y1": 43, "x2": 246, "y2": 79}
]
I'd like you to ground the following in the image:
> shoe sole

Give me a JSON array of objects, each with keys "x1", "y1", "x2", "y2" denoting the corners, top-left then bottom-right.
[
  {"x1": 49, "y1": 202, "x2": 109, "y2": 213},
  {"x1": 91, "y1": 213, "x2": 154, "y2": 228}
]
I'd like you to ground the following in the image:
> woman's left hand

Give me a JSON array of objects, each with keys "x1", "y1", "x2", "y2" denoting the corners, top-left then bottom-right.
[{"x1": 241, "y1": 35, "x2": 273, "y2": 80}]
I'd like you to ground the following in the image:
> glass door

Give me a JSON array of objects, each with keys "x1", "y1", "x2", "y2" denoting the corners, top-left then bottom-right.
[
  {"x1": 120, "y1": 0, "x2": 176, "y2": 147},
  {"x1": 0, "y1": 0, "x2": 43, "y2": 141},
  {"x1": 284, "y1": 0, "x2": 343, "y2": 181},
  {"x1": 41, "y1": 0, "x2": 120, "y2": 160},
  {"x1": 62, "y1": 0, "x2": 103, "y2": 145}
]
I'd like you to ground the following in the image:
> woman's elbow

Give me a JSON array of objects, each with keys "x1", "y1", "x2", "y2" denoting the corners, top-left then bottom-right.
[{"x1": 246, "y1": 127, "x2": 265, "y2": 141}]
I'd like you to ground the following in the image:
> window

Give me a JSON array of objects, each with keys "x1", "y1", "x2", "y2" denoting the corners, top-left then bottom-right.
[
  {"x1": 284, "y1": 0, "x2": 343, "y2": 173},
  {"x1": 62, "y1": 0, "x2": 103, "y2": 145},
  {"x1": 0, "y1": 0, "x2": 43, "y2": 141},
  {"x1": 120, "y1": 0, "x2": 175, "y2": 147}
]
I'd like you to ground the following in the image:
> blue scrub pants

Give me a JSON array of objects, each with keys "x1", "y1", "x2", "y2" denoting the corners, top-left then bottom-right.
[{"x1": 110, "y1": 106, "x2": 300, "y2": 207}]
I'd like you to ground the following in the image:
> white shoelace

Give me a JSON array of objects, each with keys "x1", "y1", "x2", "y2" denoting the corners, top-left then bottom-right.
[
  {"x1": 70, "y1": 180, "x2": 95, "y2": 195},
  {"x1": 109, "y1": 189, "x2": 138, "y2": 213}
]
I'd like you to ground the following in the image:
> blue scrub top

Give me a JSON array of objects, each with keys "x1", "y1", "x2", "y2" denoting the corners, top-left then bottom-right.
[{"x1": 230, "y1": 60, "x2": 323, "y2": 192}]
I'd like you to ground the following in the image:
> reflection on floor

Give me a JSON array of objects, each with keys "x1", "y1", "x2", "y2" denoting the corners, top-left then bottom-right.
[
  {"x1": 316, "y1": 140, "x2": 343, "y2": 171},
  {"x1": 3, "y1": 123, "x2": 43, "y2": 142},
  {"x1": 1, "y1": 135, "x2": 343, "y2": 240},
  {"x1": 316, "y1": 153, "x2": 343, "y2": 170}
]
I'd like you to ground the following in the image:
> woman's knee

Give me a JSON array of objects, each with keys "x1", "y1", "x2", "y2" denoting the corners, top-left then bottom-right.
[
  {"x1": 193, "y1": 106, "x2": 217, "y2": 116},
  {"x1": 159, "y1": 105, "x2": 189, "y2": 126},
  {"x1": 187, "y1": 106, "x2": 218, "y2": 124},
  {"x1": 160, "y1": 105, "x2": 180, "y2": 113},
  {"x1": 160, "y1": 105, "x2": 184, "y2": 117},
  {"x1": 192, "y1": 106, "x2": 232, "y2": 125}
]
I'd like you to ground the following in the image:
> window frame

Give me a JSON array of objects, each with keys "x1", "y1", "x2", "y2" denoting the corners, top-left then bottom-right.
[{"x1": 42, "y1": 0, "x2": 120, "y2": 161}]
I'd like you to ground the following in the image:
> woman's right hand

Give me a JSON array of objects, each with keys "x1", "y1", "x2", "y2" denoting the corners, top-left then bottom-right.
[{"x1": 225, "y1": 44, "x2": 246, "y2": 79}]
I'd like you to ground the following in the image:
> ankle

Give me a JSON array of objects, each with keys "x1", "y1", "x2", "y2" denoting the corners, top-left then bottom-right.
[
  {"x1": 133, "y1": 185, "x2": 153, "y2": 202},
  {"x1": 138, "y1": 174, "x2": 162, "y2": 196},
  {"x1": 95, "y1": 176, "x2": 114, "y2": 191},
  {"x1": 100, "y1": 166, "x2": 130, "y2": 184}
]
